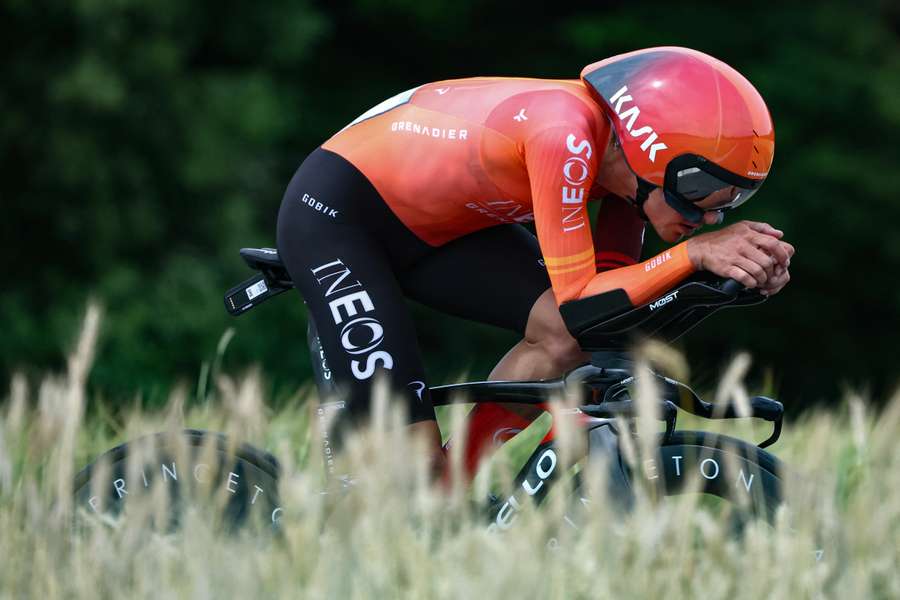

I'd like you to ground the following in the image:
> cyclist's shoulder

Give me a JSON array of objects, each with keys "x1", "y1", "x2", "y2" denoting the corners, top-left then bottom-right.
[
  {"x1": 416, "y1": 77, "x2": 598, "y2": 113},
  {"x1": 425, "y1": 78, "x2": 604, "y2": 142}
]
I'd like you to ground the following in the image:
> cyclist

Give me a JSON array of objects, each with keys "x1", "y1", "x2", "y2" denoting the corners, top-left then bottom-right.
[{"x1": 275, "y1": 47, "x2": 794, "y2": 472}]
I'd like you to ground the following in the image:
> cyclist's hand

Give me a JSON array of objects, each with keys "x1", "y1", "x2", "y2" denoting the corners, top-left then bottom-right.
[
  {"x1": 759, "y1": 262, "x2": 791, "y2": 296},
  {"x1": 687, "y1": 221, "x2": 794, "y2": 289}
]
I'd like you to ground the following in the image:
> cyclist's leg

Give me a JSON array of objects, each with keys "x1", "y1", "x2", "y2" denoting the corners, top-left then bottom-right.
[
  {"x1": 399, "y1": 224, "x2": 586, "y2": 477},
  {"x1": 399, "y1": 224, "x2": 587, "y2": 381},
  {"x1": 489, "y1": 288, "x2": 588, "y2": 380},
  {"x1": 276, "y1": 148, "x2": 442, "y2": 475}
]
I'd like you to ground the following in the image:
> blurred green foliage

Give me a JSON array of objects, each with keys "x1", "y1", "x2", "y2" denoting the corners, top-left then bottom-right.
[{"x1": 2, "y1": 0, "x2": 898, "y2": 407}]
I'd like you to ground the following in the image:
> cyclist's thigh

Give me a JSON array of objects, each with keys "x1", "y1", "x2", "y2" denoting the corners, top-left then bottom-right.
[
  {"x1": 276, "y1": 149, "x2": 435, "y2": 428},
  {"x1": 399, "y1": 224, "x2": 551, "y2": 334}
]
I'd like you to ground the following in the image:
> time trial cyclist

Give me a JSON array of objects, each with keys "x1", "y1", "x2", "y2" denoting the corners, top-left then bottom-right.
[{"x1": 275, "y1": 46, "x2": 795, "y2": 475}]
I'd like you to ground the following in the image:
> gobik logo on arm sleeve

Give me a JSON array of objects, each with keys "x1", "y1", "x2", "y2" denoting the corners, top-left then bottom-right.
[{"x1": 310, "y1": 259, "x2": 394, "y2": 380}]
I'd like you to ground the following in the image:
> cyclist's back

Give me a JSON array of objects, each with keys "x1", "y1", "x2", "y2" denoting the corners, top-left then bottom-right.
[{"x1": 323, "y1": 77, "x2": 606, "y2": 249}]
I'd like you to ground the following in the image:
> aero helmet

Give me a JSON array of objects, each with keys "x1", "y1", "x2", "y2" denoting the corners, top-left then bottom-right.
[{"x1": 581, "y1": 47, "x2": 775, "y2": 223}]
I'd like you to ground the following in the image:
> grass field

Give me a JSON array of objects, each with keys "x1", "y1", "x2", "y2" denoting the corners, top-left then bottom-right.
[{"x1": 1, "y1": 306, "x2": 898, "y2": 599}]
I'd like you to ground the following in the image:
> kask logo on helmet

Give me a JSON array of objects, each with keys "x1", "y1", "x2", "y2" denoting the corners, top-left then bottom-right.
[{"x1": 609, "y1": 85, "x2": 668, "y2": 162}]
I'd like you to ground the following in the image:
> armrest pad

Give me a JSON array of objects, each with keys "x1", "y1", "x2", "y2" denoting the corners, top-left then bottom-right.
[{"x1": 559, "y1": 288, "x2": 633, "y2": 337}]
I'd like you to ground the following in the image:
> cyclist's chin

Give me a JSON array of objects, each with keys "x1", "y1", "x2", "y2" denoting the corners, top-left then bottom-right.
[
  {"x1": 653, "y1": 220, "x2": 700, "y2": 244},
  {"x1": 653, "y1": 222, "x2": 685, "y2": 244}
]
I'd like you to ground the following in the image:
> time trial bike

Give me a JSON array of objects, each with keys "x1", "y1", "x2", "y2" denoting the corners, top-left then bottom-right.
[{"x1": 74, "y1": 247, "x2": 787, "y2": 533}]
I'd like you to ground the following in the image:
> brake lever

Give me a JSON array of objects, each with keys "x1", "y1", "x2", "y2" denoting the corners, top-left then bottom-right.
[
  {"x1": 748, "y1": 396, "x2": 784, "y2": 448},
  {"x1": 663, "y1": 378, "x2": 784, "y2": 447}
]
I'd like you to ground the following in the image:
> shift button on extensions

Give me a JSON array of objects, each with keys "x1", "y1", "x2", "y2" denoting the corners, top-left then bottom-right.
[{"x1": 300, "y1": 192, "x2": 339, "y2": 218}]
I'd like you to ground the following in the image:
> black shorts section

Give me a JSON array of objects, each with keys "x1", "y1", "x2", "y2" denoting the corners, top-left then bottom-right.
[
  {"x1": 400, "y1": 225, "x2": 549, "y2": 335},
  {"x1": 277, "y1": 148, "x2": 435, "y2": 428},
  {"x1": 276, "y1": 148, "x2": 551, "y2": 437}
]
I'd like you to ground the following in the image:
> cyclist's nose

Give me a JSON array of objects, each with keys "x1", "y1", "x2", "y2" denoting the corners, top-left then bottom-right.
[{"x1": 703, "y1": 211, "x2": 724, "y2": 225}]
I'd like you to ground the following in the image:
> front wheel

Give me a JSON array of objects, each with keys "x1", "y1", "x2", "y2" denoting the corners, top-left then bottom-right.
[{"x1": 588, "y1": 427, "x2": 784, "y2": 523}]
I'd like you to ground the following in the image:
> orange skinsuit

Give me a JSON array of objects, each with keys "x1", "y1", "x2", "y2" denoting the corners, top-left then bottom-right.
[{"x1": 323, "y1": 78, "x2": 695, "y2": 307}]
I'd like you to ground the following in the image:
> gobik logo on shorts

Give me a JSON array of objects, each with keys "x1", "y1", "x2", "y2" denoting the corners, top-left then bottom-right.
[
  {"x1": 300, "y1": 193, "x2": 339, "y2": 218},
  {"x1": 310, "y1": 259, "x2": 394, "y2": 380}
]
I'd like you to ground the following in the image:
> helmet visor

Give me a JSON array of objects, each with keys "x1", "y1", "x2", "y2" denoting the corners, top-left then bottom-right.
[
  {"x1": 671, "y1": 166, "x2": 759, "y2": 210},
  {"x1": 665, "y1": 154, "x2": 765, "y2": 212}
]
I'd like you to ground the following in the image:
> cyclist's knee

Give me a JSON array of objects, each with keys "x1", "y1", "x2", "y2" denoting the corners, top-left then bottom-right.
[
  {"x1": 408, "y1": 419, "x2": 447, "y2": 480},
  {"x1": 527, "y1": 333, "x2": 585, "y2": 372},
  {"x1": 523, "y1": 290, "x2": 586, "y2": 372}
]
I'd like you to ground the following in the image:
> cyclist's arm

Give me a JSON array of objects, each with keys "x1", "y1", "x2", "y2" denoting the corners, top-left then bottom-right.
[
  {"x1": 577, "y1": 244, "x2": 694, "y2": 305},
  {"x1": 525, "y1": 123, "x2": 600, "y2": 302},
  {"x1": 592, "y1": 194, "x2": 644, "y2": 271},
  {"x1": 526, "y1": 129, "x2": 696, "y2": 307}
]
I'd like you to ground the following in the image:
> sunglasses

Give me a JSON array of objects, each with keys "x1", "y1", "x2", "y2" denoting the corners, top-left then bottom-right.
[{"x1": 639, "y1": 154, "x2": 764, "y2": 224}]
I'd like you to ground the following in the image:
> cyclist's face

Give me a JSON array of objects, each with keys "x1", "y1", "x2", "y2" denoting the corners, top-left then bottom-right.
[
  {"x1": 645, "y1": 189, "x2": 722, "y2": 243},
  {"x1": 598, "y1": 140, "x2": 723, "y2": 242}
]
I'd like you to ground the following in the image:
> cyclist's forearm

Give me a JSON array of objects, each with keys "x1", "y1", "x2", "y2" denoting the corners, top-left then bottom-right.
[{"x1": 577, "y1": 241, "x2": 695, "y2": 306}]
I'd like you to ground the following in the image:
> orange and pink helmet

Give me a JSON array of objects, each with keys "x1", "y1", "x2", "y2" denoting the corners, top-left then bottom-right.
[{"x1": 581, "y1": 47, "x2": 775, "y2": 222}]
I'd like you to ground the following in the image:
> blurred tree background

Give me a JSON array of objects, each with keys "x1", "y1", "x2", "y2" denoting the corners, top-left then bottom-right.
[{"x1": 2, "y1": 0, "x2": 898, "y2": 409}]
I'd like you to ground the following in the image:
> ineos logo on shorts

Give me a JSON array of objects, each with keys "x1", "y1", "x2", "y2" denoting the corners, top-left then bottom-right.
[
  {"x1": 310, "y1": 259, "x2": 394, "y2": 380},
  {"x1": 561, "y1": 134, "x2": 593, "y2": 233},
  {"x1": 339, "y1": 317, "x2": 385, "y2": 355}
]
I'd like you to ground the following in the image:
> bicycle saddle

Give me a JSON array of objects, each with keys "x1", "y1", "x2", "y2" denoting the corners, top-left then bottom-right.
[{"x1": 240, "y1": 247, "x2": 285, "y2": 272}]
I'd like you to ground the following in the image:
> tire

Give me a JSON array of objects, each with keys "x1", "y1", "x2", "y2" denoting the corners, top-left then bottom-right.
[
  {"x1": 653, "y1": 431, "x2": 783, "y2": 521},
  {"x1": 73, "y1": 430, "x2": 282, "y2": 532},
  {"x1": 586, "y1": 426, "x2": 784, "y2": 523}
]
